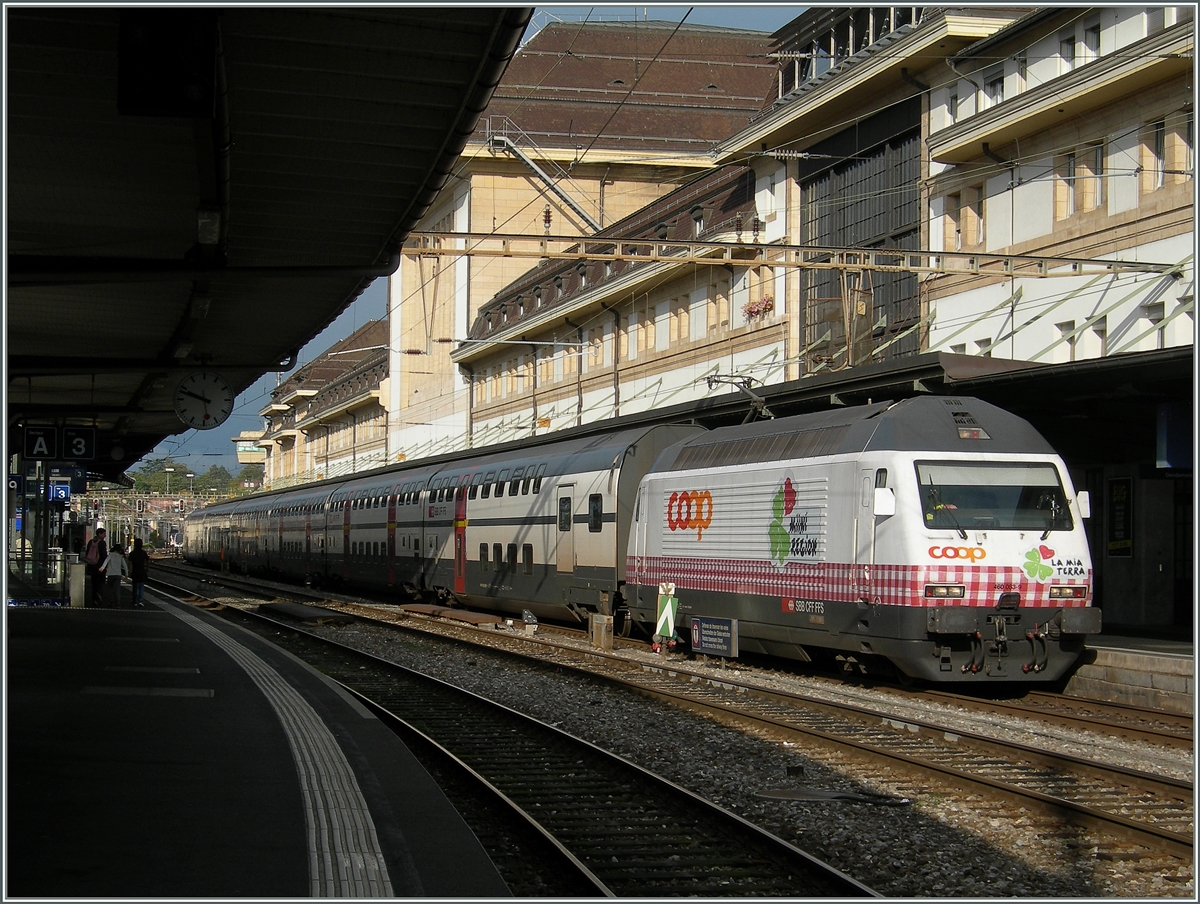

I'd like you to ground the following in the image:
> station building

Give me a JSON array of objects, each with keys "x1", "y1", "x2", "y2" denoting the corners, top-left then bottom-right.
[{"x1": 254, "y1": 7, "x2": 1193, "y2": 633}]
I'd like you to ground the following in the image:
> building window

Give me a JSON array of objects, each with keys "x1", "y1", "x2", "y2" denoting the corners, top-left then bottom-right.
[
  {"x1": 944, "y1": 193, "x2": 962, "y2": 251},
  {"x1": 1082, "y1": 22, "x2": 1101, "y2": 63},
  {"x1": 1056, "y1": 321, "x2": 1077, "y2": 362},
  {"x1": 1081, "y1": 142, "x2": 1105, "y2": 210},
  {"x1": 976, "y1": 337, "x2": 993, "y2": 358},
  {"x1": 1058, "y1": 153, "x2": 1077, "y2": 219},
  {"x1": 1145, "y1": 119, "x2": 1168, "y2": 192},
  {"x1": 982, "y1": 67, "x2": 1004, "y2": 109},
  {"x1": 1059, "y1": 33, "x2": 1076, "y2": 73},
  {"x1": 1144, "y1": 302, "x2": 1166, "y2": 349},
  {"x1": 946, "y1": 90, "x2": 958, "y2": 126}
]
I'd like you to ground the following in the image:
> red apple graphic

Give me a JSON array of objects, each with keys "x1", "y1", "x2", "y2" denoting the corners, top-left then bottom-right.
[{"x1": 783, "y1": 478, "x2": 796, "y2": 515}]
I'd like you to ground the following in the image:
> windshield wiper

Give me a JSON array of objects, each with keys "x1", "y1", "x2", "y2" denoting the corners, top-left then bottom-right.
[{"x1": 926, "y1": 479, "x2": 966, "y2": 540}]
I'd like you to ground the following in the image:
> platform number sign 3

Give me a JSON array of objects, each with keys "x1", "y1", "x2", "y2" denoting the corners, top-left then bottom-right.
[{"x1": 173, "y1": 371, "x2": 234, "y2": 430}]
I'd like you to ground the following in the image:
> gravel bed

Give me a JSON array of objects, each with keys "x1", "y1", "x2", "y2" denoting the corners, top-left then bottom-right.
[{"x1": 282, "y1": 610, "x2": 1193, "y2": 899}]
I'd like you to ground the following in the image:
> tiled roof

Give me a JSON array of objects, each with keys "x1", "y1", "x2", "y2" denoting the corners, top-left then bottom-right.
[
  {"x1": 271, "y1": 320, "x2": 388, "y2": 399},
  {"x1": 474, "y1": 21, "x2": 780, "y2": 152}
]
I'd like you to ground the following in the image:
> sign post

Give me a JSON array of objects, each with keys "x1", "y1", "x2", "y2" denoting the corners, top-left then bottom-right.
[{"x1": 654, "y1": 582, "x2": 678, "y2": 655}]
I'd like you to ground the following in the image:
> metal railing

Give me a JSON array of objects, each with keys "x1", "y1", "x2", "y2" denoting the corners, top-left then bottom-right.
[{"x1": 7, "y1": 549, "x2": 78, "y2": 606}]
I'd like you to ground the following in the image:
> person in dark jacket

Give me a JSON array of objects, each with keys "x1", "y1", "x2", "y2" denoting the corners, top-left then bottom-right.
[
  {"x1": 83, "y1": 527, "x2": 107, "y2": 608},
  {"x1": 128, "y1": 537, "x2": 150, "y2": 608}
]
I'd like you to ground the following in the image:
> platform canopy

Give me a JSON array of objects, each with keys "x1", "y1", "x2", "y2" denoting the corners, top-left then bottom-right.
[{"x1": 7, "y1": 6, "x2": 532, "y2": 480}]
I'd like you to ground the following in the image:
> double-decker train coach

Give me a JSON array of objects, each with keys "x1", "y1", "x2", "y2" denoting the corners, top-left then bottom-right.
[
  {"x1": 184, "y1": 424, "x2": 702, "y2": 622},
  {"x1": 623, "y1": 396, "x2": 1100, "y2": 681}
]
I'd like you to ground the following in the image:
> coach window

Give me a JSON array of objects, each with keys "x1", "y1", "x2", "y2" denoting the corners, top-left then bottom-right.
[
  {"x1": 493, "y1": 542, "x2": 504, "y2": 569},
  {"x1": 589, "y1": 494, "x2": 604, "y2": 531},
  {"x1": 509, "y1": 467, "x2": 524, "y2": 496},
  {"x1": 532, "y1": 463, "x2": 547, "y2": 494},
  {"x1": 496, "y1": 469, "x2": 509, "y2": 496},
  {"x1": 480, "y1": 543, "x2": 489, "y2": 571},
  {"x1": 522, "y1": 544, "x2": 533, "y2": 573},
  {"x1": 507, "y1": 543, "x2": 518, "y2": 570},
  {"x1": 558, "y1": 496, "x2": 572, "y2": 532},
  {"x1": 482, "y1": 471, "x2": 496, "y2": 498}
]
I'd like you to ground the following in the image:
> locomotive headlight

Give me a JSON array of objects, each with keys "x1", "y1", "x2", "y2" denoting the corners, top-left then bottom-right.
[
  {"x1": 924, "y1": 584, "x2": 965, "y2": 598},
  {"x1": 1048, "y1": 586, "x2": 1087, "y2": 599}
]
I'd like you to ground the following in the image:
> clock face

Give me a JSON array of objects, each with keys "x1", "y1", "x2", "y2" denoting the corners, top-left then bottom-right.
[{"x1": 173, "y1": 371, "x2": 234, "y2": 430}]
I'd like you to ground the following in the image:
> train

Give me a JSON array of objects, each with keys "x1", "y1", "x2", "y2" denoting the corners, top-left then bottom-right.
[{"x1": 183, "y1": 396, "x2": 1101, "y2": 682}]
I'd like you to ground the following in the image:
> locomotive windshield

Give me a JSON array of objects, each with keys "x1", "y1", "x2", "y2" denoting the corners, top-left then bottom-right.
[{"x1": 915, "y1": 461, "x2": 1073, "y2": 535}]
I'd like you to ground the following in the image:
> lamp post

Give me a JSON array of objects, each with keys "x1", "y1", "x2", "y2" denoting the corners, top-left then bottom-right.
[{"x1": 164, "y1": 467, "x2": 174, "y2": 495}]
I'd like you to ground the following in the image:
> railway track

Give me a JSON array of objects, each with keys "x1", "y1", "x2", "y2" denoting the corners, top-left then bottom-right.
[
  {"x1": 205, "y1": 600, "x2": 876, "y2": 898},
  {"x1": 151, "y1": 564, "x2": 1194, "y2": 862}
]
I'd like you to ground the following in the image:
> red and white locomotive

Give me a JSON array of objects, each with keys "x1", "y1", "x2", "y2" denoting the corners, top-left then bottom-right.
[{"x1": 184, "y1": 396, "x2": 1099, "y2": 681}]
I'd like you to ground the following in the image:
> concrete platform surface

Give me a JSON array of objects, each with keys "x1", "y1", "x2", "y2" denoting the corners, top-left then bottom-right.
[{"x1": 5, "y1": 594, "x2": 511, "y2": 898}]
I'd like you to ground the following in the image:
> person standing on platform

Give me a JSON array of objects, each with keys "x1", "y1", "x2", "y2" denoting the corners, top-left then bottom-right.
[
  {"x1": 127, "y1": 538, "x2": 150, "y2": 608},
  {"x1": 83, "y1": 527, "x2": 107, "y2": 608},
  {"x1": 100, "y1": 544, "x2": 129, "y2": 608}
]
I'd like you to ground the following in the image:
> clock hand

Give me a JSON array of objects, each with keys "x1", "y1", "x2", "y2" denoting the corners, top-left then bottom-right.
[{"x1": 180, "y1": 388, "x2": 212, "y2": 404}]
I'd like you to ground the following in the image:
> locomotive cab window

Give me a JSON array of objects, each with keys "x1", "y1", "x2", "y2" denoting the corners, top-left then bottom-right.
[{"x1": 915, "y1": 461, "x2": 1073, "y2": 533}]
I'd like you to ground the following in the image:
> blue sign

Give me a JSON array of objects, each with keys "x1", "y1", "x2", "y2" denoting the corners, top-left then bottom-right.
[
  {"x1": 49, "y1": 483, "x2": 71, "y2": 502},
  {"x1": 691, "y1": 616, "x2": 739, "y2": 658}
]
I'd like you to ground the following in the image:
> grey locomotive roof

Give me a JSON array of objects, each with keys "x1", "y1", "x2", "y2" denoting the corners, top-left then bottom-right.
[{"x1": 656, "y1": 396, "x2": 1055, "y2": 472}]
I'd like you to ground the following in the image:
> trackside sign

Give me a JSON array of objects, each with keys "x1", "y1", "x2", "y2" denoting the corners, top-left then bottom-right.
[{"x1": 691, "y1": 616, "x2": 738, "y2": 658}]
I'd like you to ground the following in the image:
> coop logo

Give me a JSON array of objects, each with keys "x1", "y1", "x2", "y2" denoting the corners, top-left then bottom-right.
[
  {"x1": 928, "y1": 545, "x2": 987, "y2": 562},
  {"x1": 667, "y1": 490, "x2": 713, "y2": 540}
]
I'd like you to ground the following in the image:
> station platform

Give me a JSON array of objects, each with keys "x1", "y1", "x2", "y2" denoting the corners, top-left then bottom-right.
[
  {"x1": 1067, "y1": 633, "x2": 1195, "y2": 715},
  {"x1": 5, "y1": 591, "x2": 512, "y2": 898}
]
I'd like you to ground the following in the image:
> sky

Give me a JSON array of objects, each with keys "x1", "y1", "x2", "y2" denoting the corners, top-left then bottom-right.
[{"x1": 148, "y1": 4, "x2": 800, "y2": 477}]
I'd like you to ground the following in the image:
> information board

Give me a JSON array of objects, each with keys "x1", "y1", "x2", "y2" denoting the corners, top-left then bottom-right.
[{"x1": 691, "y1": 616, "x2": 739, "y2": 658}]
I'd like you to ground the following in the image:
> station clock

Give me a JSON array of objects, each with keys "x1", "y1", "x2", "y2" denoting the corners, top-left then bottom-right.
[{"x1": 173, "y1": 370, "x2": 234, "y2": 430}]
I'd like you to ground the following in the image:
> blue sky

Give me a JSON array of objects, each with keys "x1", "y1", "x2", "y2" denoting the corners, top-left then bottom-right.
[
  {"x1": 149, "y1": 4, "x2": 798, "y2": 476},
  {"x1": 529, "y1": 5, "x2": 799, "y2": 34}
]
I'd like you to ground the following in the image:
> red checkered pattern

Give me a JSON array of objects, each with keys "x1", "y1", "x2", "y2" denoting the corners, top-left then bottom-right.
[{"x1": 628, "y1": 556, "x2": 1092, "y2": 608}]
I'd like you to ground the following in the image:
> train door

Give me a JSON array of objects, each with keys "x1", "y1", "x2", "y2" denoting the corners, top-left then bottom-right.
[
  {"x1": 855, "y1": 467, "x2": 894, "y2": 602},
  {"x1": 453, "y1": 485, "x2": 467, "y2": 594},
  {"x1": 556, "y1": 485, "x2": 575, "y2": 574},
  {"x1": 304, "y1": 508, "x2": 312, "y2": 578},
  {"x1": 386, "y1": 491, "x2": 397, "y2": 587},
  {"x1": 341, "y1": 498, "x2": 351, "y2": 579},
  {"x1": 630, "y1": 482, "x2": 649, "y2": 604}
]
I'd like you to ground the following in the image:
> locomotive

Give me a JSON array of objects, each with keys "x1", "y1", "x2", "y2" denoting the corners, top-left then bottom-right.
[{"x1": 184, "y1": 396, "x2": 1100, "y2": 681}]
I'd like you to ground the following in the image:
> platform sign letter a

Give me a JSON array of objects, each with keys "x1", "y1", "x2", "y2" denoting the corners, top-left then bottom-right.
[{"x1": 24, "y1": 427, "x2": 57, "y2": 460}]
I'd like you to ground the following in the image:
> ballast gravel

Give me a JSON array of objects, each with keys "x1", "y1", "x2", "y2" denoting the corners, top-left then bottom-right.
[{"x1": 273, "y1": 607, "x2": 1193, "y2": 898}]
